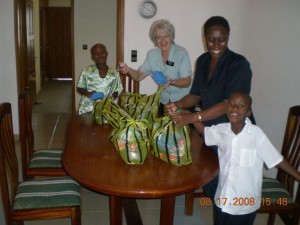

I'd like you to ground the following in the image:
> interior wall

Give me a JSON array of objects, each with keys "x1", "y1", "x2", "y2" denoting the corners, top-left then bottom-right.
[
  {"x1": 48, "y1": 0, "x2": 70, "y2": 7},
  {"x1": 33, "y1": 0, "x2": 41, "y2": 93},
  {"x1": 0, "y1": 1, "x2": 18, "y2": 223},
  {"x1": 0, "y1": 0, "x2": 18, "y2": 134},
  {"x1": 74, "y1": 0, "x2": 117, "y2": 108},
  {"x1": 123, "y1": 0, "x2": 300, "y2": 177}
]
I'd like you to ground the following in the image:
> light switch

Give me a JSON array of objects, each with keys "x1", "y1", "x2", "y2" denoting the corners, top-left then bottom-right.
[
  {"x1": 131, "y1": 50, "x2": 137, "y2": 62},
  {"x1": 83, "y1": 45, "x2": 88, "y2": 50}
]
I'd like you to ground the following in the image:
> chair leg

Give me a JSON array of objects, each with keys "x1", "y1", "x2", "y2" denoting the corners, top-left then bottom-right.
[
  {"x1": 71, "y1": 206, "x2": 81, "y2": 225},
  {"x1": 267, "y1": 213, "x2": 276, "y2": 225},
  {"x1": 213, "y1": 205, "x2": 216, "y2": 225},
  {"x1": 279, "y1": 212, "x2": 300, "y2": 225},
  {"x1": 185, "y1": 192, "x2": 195, "y2": 216},
  {"x1": 291, "y1": 213, "x2": 300, "y2": 225}
]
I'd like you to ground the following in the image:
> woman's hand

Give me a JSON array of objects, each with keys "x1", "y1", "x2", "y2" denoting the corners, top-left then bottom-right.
[
  {"x1": 163, "y1": 78, "x2": 171, "y2": 89},
  {"x1": 118, "y1": 62, "x2": 130, "y2": 74},
  {"x1": 169, "y1": 110, "x2": 194, "y2": 126}
]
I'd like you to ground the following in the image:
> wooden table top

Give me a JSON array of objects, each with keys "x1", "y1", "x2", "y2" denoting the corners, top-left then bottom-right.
[{"x1": 62, "y1": 113, "x2": 218, "y2": 199}]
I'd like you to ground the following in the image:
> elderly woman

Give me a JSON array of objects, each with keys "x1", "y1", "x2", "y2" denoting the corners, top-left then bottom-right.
[{"x1": 119, "y1": 19, "x2": 192, "y2": 111}]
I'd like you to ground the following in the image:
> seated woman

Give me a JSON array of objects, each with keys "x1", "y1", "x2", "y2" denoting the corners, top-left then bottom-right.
[{"x1": 77, "y1": 43, "x2": 123, "y2": 115}]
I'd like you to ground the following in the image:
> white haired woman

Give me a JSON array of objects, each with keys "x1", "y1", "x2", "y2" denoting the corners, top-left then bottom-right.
[{"x1": 119, "y1": 19, "x2": 192, "y2": 113}]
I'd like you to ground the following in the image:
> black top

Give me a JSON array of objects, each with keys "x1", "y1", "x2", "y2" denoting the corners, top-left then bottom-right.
[{"x1": 190, "y1": 48, "x2": 255, "y2": 126}]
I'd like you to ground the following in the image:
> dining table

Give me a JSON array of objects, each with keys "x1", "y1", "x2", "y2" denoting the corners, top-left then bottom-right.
[{"x1": 62, "y1": 113, "x2": 218, "y2": 225}]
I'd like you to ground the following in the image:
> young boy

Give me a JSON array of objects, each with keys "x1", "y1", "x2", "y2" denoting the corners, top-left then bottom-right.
[{"x1": 174, "y1": 92, "x2": 300, "y2": 225}]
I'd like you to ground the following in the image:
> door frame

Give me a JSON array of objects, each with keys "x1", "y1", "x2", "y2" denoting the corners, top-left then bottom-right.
[{"x1": 14, "y1": 0, "x2": 125, "y2": 112}]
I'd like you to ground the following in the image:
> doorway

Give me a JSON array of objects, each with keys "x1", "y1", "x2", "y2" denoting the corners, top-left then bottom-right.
[{"x1": 45, "y1": 7, "x2": 72, "y2": 80}]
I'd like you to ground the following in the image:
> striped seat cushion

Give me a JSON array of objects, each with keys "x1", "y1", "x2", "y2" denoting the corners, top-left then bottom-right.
[
  {"x1": 13, "y1": 176, "x2": 81, "y2": 210},
  {"x1": 29, "y1": 149, "x2": 62, "y2": 168},
  {"x1": 262, "y1": 177, "x2": 294, "y2": 205}
]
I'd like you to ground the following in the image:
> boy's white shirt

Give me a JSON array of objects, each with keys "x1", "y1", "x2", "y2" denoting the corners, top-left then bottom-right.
[{"x1": 204, "y1": 118, "x2": 283, "y2": 215}]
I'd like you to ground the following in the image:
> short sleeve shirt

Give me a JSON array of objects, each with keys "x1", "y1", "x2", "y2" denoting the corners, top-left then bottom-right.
[
  {"x1": 139, "y1": 43, "x2": 192, "y2": 104},
  {"x1": 204, "y1": 118, "x2": 283, "y2": 215},
  {"x1": 190, "y1": 48, "x2": 253, "y2": 126},
  {"x1": 77, "y1": 65, "x2": 123, "y2": 115}
]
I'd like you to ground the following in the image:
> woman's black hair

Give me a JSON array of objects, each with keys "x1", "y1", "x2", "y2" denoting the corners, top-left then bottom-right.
[{"x1": 204, "y1": 16, "x2": 230, "y2": 36}]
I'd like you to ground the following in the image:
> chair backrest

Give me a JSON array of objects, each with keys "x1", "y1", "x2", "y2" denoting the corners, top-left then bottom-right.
[
  {"x1": 278, "y1": 105, "x2": 300, "y2": 204},
  {"x1": 120, "y1": 74, "x2": 139, "y2": 93},
  {"x1": 18, "y1": 87, "x2": 35, "y2": 180},
  {"x1": 0, "y1": 103, "x2": 19, "y2": 224}
]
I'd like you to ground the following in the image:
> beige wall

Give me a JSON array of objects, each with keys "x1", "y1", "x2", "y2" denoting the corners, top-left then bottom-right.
[
  {"x1": 48, "y1": 0, "x2": 71, "y2": 7},
  {"x1": 0, "y1": 2, "x2": 17, "y2": 223},
  {"x1": 33, "y1": 0, "x2": 41, "y2": 93},
  {"x1": 0, "y1": 0, "x2": 18, "y2": 134}
]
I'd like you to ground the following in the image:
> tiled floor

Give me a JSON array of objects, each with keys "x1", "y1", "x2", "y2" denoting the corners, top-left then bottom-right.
[{"x1": 25, "y1": 80, "x2": 285, "y2": 225}]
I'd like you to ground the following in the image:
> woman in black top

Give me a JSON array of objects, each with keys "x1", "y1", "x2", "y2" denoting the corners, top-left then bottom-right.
[{"x1": 165, "y1": 16, "x2": 255, "y2": 200}]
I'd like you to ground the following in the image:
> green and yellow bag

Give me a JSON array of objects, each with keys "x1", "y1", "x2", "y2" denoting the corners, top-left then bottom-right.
[
  {"x1": 150, "y1": 116, "x2": 192, "y2": 166},
  {"x1": 102, "y1": 99, "x2": 150, "y2": 165},
  {"x1": 120, "y1": 86, "x2": 163, "y2": 125},
  {"x1": 93, "y1": 97, "x2": 113, "y2": 124}
]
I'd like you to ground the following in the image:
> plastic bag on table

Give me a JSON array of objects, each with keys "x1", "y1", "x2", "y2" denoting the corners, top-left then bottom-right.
[
  {"x1": 150, "y1": 116, "x2": 192, "y2": 166},
  {"x1": 120, "y1": 86, "x2": 163, "y2": 125},
  {"x1": 93, "y1": 97, "x2": 114, "y2": 124},
  {"x1": 102, "y1": 100, "x2": 150, "y2": 165},
  {"x1": 93, "y1": 76, "x2": 122, "y2": 124}
]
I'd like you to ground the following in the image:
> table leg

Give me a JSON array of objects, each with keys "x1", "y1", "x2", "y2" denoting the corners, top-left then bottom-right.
[
  {"x1": 160, "y1": 196, "x2": 176, "y2": 225},
  {"x1": 109, "y1": 196, "x2": 122, "y2": 225},
  {"x1": 185, "y1": 191, "x2": 194, "y2": 215}
]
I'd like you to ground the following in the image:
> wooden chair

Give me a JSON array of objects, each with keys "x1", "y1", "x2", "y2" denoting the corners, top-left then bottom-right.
[
  {"x1": 120, "y1": 74, "x2": 139, "y2": 93},
  {"x1": 258, "y1": 105, "x2": 300, "y2": 225},
  {"x1": 185, "y1": 106, "x2": 300, "y2": 225},
  {"x1": 18, "y1": 87, "x2": 66, "y2": 180},
  {"x1": 0, "y1": 102, "x2": 81, "y2": 225}
]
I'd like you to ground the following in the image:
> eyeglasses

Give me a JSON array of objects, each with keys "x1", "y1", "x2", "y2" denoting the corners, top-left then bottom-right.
[{"x1": 155, "y1": 35, "x2": 170, "y2": 41}]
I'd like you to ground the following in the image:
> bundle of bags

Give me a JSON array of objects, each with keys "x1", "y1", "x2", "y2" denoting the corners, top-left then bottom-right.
[
  {"x1": 94, "y1": 72, "x2": 192, "y2": 166},
  {"x1": 102, "y1": 99, "x2": 150, "y2": 165}
]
